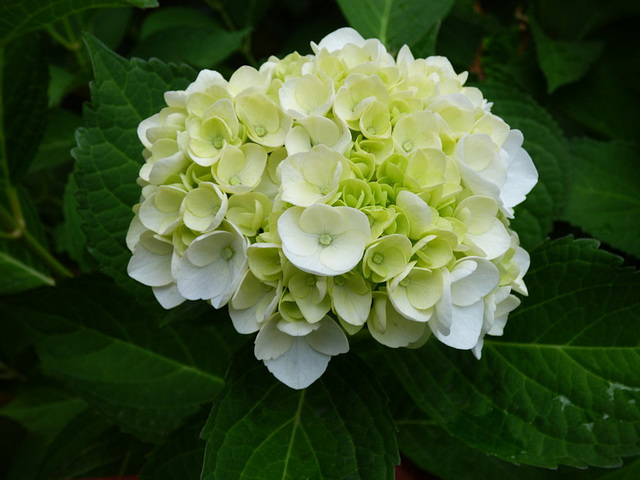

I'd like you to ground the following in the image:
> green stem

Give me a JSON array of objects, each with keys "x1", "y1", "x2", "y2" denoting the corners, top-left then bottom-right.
[
  {"x1": 0, "y1": 205, "x2": 73, "y2": 279},
  {"x1": 206, "y1": 0, "x2": 258, "y2": 67}
]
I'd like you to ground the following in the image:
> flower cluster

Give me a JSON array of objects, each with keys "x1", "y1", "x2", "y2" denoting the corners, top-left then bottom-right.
[{"x1": 126, "y1": 28, "x2": 538, "y2": 389}]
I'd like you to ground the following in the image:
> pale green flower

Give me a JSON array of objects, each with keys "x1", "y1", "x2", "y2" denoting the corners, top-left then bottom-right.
[
  {"x1": 362, "y1": 234, "x2": 412, "y2": 283},
  {"x1": 213, "y1": 143, "x2": 267, "y2": 194},
  {"x1": 279, "y1": 74, "x2": 334, "y2": 118},
  {"x1": 181, "y1": 181, "x2": 227, "y2": 233},
  {"x1": 246, "y1": 243, "x2": 285, "y2": 284},
  {"x1": 387, "y1": 263, "x2": 443, "y2": 322},
  {"x1": 235, "y1": 94, "x2": 292, "y2": 147},
  {"x1": 225, "y1": 192, "x2": 271, "y2": 237},
  {"x1": 139, "y1": 185, "x2": 186, "y2": 235},
  {"x1": 284, "y1": 115, "x2": 351, "y2": 156},
  {"x1": 367, "y1": 291, "x2": 430, "y2": 348},
  {"x1": 279, "y1": 144, "x2": 347, "y2": 207},
  {"x1": 229, "y1": 270, "x2": 281, "y2": 334},
  {"x1": 329, "y1": 271, "x2": 372, "y2": 326}
]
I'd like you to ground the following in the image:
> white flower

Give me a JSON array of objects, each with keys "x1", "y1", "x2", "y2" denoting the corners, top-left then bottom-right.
[
  {"x1": 278, "y1": 204, "x2": 370, "y2": 276},
  {"x1": 175, "y1": 221, "x2": 248, "y2": 308},
  {"x1": 254, "y1": 314, "x2": 349, "y2": 389},
  {"x1": 429, "y1": 257, "x2": 500, "y2": 350}
]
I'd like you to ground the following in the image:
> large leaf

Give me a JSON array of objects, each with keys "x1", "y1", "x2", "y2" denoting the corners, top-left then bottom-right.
[
  {"x1": 2, "y1": 34, "x2": 49, "y2": 183},
  {"x1": 131, "y1": 7, "x2": 246, "y2": 69},
  {"x1": 530, "y1": 17, "x2": 603, "y2": 94},
  {"x1": 0, "y1": 0, "x2": 158, "y2": 46},
  {"x1": 476, "y1": 82, "x2": 568, "y2": 250},
  {"x1": 140, "y1": 410, "x2": 208, "y2": 480},
  {"x1": 201, "y1": 349, "x2": 399, "y2": 479},
  {"x1": 335, "y1": 0, "x2": 455, "y2": 51},
  {"x1": 3, "y1": 277, "x2": 243, "y2": 442},
  {"x1": 73, "y1": 34, "x2": 195, "y2": 286},
  {"x1": 398, "y1": 413, "x2": 640, "y2": 480},
  {"x1": 1, "y1": 383, "x2": 147, "y2": 480},
  {"x1": 563, "y1": 139, "x2": 640, "y2": 259},
  {"x1": 386, "y1": 237, "x2": 640, "y2": 468}
]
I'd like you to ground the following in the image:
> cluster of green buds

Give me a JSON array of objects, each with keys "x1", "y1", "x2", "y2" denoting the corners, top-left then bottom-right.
[{"x1": 127, "y1": 27, "x2": 538, "y2": 389}]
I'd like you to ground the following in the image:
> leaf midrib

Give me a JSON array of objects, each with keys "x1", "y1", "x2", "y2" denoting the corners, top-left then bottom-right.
[{"x1": 37, "y1": 313, "x2": 224, "y2": 386}]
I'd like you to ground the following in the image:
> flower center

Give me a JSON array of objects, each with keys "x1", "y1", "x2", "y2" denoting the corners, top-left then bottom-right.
[
  {"x1": 229, "y1": 176, "x2": 241, "y2": 186},
  {"x1": 221, "y1": 247, "x2": 234, "y2": 260},
  {"x1": 402, "y1": 141, "x2": 413, "y2": 152},
  {"x1": 334, "y1": 276, "x2": 345, "y2": 286},
  {"x1": 372, "y1": 253, "x2": 384, "y2": 264},
  {"x1": 319, "y1": 185, "x2": 330, "y2": 195},
  {"x1": 213, "y1": 136, "x2": 224, "y2": 149},
  {"x1": 399, "y1": 278, "x2": 410, "y2": 287},
  {"x1": 319, "y1": 234, "x2": 333, "y2": 246},
  {"x1": 306, "y1": 276, "x2": 316, "y2": 286},
  {"x1": 255, "y1": 126, "x2": 266, "y2": 137}
]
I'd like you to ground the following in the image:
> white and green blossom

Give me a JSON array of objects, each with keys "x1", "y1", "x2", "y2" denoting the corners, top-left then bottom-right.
[{"x1": 127, "y1": 26, "x2": 538, "y2": 390}]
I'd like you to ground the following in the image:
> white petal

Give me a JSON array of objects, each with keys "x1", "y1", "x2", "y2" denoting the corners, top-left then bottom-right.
[
  {"x1": 127, "y1": 237, "x2": 173, "y2": 287},
  {"x1": 306, "y1": 317, "x2": 349, "y2": 355},
  {"x1": 254, "y1": 316, "x2": 293, "y2": 360},
  {"x1": 434, "y1": 301, "x2": 485, "y2": 350},
  {"x1": 152, "y1": 283, "x2": 187, "y2": 309},
  {"x1": 450, "y1": 258, "x2": 499, "y2": 307},
  {"x1": 313, "y1": 27, "x2": 366, "y2": 53},
  {"x1": 263, "y1": 338, "x2": 331, "y2": 390},
  {"x1": 465, "y1": 218, "x2": 512, "y2": 260}
]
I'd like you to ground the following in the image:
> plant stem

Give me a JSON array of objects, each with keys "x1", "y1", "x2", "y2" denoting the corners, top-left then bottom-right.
[{"x1": 0, "y1": 204, "x2": 73, "y2": 279}]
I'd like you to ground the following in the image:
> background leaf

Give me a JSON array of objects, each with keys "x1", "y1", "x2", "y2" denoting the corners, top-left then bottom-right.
[
  {"x1": 385, "y1": 237, "x2": 640, "y2": 468},
  {"x1": 2, "y1": 34, "x2": 49, "y2": 183},
  {"x1": 131, "y1": 7, "x2": 246, "y2": 69},
  {"x1": 73, "y1": 34, "x2": 195, "y2": 287},
  {"x1": 563, "y1": 139, "x2": 640, "y2": 259},
  {"x1": 3, "y1": 277, "x2": 243, "y2": 442},
  {"x1": 201, "y1": 349, "x2": 399, "y2": 480},
  {"x1": 0, "y1": 0, "x2": 158, "y2": 46},
  {"x1": 530, "y1": 16, "x2": 603, "y2": 94},
  {"x1": 140, "y1": 409, "x2": 208, "y2": 480},
  {"x1": 335, "y1": 0, "x2": 455, "y2": 51}
]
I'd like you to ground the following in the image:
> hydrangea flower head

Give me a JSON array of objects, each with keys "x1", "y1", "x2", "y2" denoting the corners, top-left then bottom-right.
[{"x1": 126, "y1": 27, "x2": 538, "y2": 389}]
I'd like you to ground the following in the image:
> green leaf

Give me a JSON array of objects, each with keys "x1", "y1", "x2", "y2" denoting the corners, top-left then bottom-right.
[
  {"x1": 73, "y1": 33, "x2": 195, "y2": 286},
  {"x1": 335, "y1": 0, "x2": 455, "y2": 51},
  {"x1": 4, "y1": 277, "x2": 242, "y2": 442},
  {"x1": 59, "y1": 174, "x2": 93, "y2": 271},
  {"x1": 0, "y1": 0, "x2": 158, "y2": 46},
  {"x1": 386, "y1": 237, "x2": 640, "y2": 468},
  {"x1": 131, "y1": 7, "x2": 246, "y2": 69},
  {"x1": 563, "y1": 139, "x2": 640, "y2": 259},
  {"x1": 201, "y1": 349, "x2": 399, "y2": 479},
  {"x1": 0, "y1": 242, "x2": 54, "y2": 294},
  {"x1": 530, "y1": 17, "x2": 603, "y2": 94},
  {"x1": 398, "y1": 412, "x2": 640, "y2": 480},
  {"x1": 549, "y1": 33, "x2": 640, "y2": 141},
  {"x1": 2, "y1": 382, "x2": 147, "y2": 480},
  {"x1": 140, "y1": 410, "x2": 208, "y2": 480},
  {"x1": 1, "y1": 383, "x2": 87, "y2": 480},
  {"x1": 28, "y1": 108, "x2": 82, "y2": 174},
  {"x1": 0, "y1": 190, "x2": 54, "y2": 294},
  {"x1": 3, "y1": 34, "x2": 49, "y2": 183},
  {"x1": 219, "y1": 0, "x2": 273, "y2": 29},
  {"x1": 476, "y1": 82, "x2": 568, "y2": 249}
]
